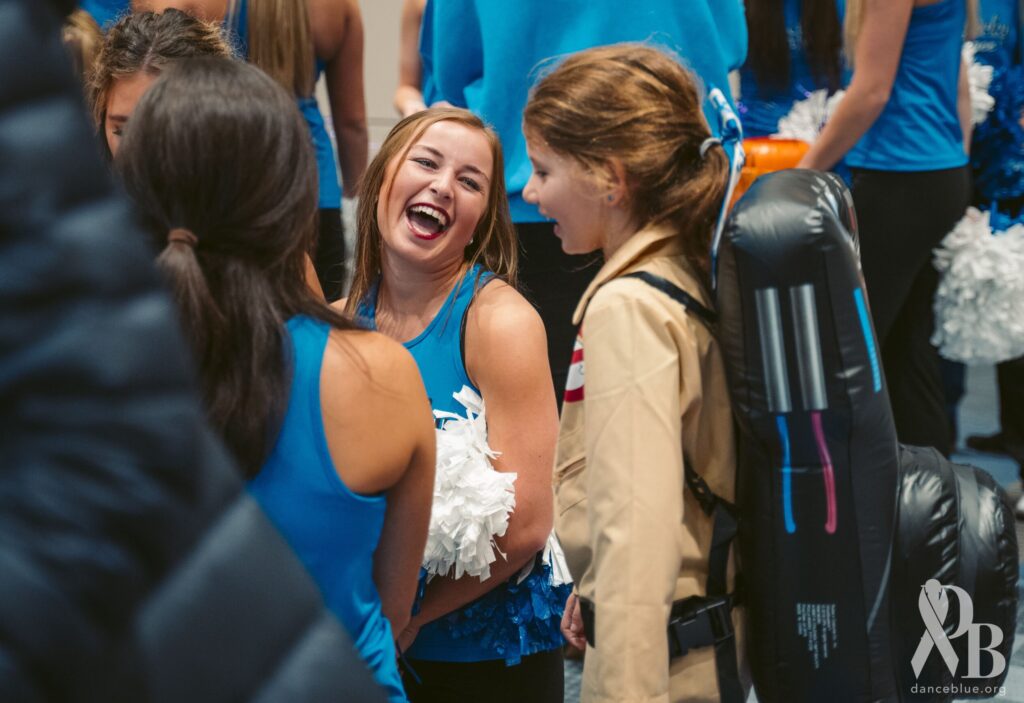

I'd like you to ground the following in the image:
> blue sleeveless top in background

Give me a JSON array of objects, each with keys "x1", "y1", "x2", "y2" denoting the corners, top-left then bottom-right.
[
  {"x1": 248, "y1": 317, "x2": 406, "y2": 702},
  {"x1": 738, "y1": 0, "x2": 849, "y2": 137},
  {"x1": 975, "y1": 0, "x2": 1020, "y2": 67},
  {"x1": 79, "y1": 0, "x2": 128, "y2": 28},
  {"x1": 357, "y1": 265, "x2": 569, "y2": 664},
  {"x1": 846, "y1": 0, "x2": 968, "y2": 171},
  {"x1": 229, "y1": 0, "x2": 343, "y2": 210}
]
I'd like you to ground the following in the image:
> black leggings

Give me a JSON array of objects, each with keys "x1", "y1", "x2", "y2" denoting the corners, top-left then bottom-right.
[
  {"x1": 515, "y1": 222, "x2": 601, "y2": 407},
  {"x1": 403, "y1": 649, "x2": 564, "y2": 703},
  {"x1": 314, "y1": 208, "x2": 346, "y2": 303},
  {"x1": 850, "y1": 166, "x2": 970, "y2": 456}
]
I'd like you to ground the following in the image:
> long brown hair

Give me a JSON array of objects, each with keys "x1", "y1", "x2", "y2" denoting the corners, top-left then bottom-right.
[
  {"x1": 63, "y1": 10, "x2": 103, "y2": 83},
  {"x1": 117, "y1": 57, "x2": 356, "y2": 477},
  {"x1": 242, "y1": 0, "x2": 315, "y2": 96},
  {"x1": 346, "y1": 107, "x2": 518, "y2": 315},
  {"x1": 88, "y1": 9, "x2": 231, "y2": 129},
  {"x1": 845, "y1": 0, "x2": 980, "y2": 63},
  {"x1": 746, "y1": 0, "x2": 843, "y2": 93},
  {"x1": 523, "y1": 43, "x2": 729, "y2": 287}
]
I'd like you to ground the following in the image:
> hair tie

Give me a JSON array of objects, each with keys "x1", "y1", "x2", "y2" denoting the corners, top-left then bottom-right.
[
  {"x1": 699, "y1": 137, "x2": 722, "y2": 159},
  {"x1": 168, "y1": 227, "x2": 198, "y2": 248}
]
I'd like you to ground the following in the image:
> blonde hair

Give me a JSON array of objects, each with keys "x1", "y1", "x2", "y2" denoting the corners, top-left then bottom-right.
[
  {"x1": 63, "y1": 10, "x2": 103, "y2": 83},
  {"x1": 244, "y1": 0, "x2": 315, "y2": 97},
  {"x1": 523, "y1": 43, "x2": 729, "y2": 287},
  {"x1": 845, "y1": 0, "x2": 980, "y2": 63},
  {"x1": 346, "y1": 107, "x2": 518, "y2": 315}
]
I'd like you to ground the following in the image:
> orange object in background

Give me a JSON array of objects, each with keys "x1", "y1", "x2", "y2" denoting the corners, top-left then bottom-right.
[{"x1": 730, "y1": 138, "x2": 810, "y2": 208}]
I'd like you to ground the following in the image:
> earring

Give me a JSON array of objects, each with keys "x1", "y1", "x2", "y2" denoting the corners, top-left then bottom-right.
[{"x1": 607, "y1": 195, "x2": 614, "y2": 202}]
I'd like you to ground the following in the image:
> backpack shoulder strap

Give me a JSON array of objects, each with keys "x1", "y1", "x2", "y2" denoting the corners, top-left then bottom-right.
[{"x1": 620, "y1": 271, "x2": 718, "y2": 327}]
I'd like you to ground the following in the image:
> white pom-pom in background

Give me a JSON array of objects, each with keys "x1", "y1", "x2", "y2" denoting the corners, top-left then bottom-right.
[
  {"x1": 773, "y1": 89, "x2": 845, "y2": 142},
  {"x1": 932, "y1": 207, "x2": 1024, "y2": 364},
  {"x1": 963, "y1": 42, "x2": 995, "y2": 126},
  {"x1": 423, "y1": 386, "x2": 517, "y2": 582}
]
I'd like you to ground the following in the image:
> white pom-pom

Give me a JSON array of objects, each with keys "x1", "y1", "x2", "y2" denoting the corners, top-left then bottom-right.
[
  {"x1": 963, "y1": 42, "x2": 995, "y2": 126},
  {"x1": 932, "y1": 207, "x2": 1024, "y2": 364},
  {"x1": 422, "y1": 386, "x2": 516, "y2": 581},
  {"x1": 773, "y1": 89, "x2": 845, "y2": 142}
]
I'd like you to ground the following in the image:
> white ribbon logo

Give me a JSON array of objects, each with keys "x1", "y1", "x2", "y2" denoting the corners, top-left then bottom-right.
[{"x1": 912, "y1": 579, "x2": 1005, "y2": 680}]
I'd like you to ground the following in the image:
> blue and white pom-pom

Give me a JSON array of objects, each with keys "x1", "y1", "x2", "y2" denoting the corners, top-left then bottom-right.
[
  {"x1": 963, "y1": 42, "x2": 996, "y2": 126},
  {"x1": 423, "y1": 386, "x2": 516, "y2": 581},
  {"x1": 773, "y1": 89, "x2": 846, "y2": 142},
  {"x1": 932, "y1": 207, "x2": 1024, "y2": 364}
]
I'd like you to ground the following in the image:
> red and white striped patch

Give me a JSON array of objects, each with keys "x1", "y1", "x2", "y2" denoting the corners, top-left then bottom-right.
[{"x1": 563, "y1": 334, "x2": 584, "y2": 403}]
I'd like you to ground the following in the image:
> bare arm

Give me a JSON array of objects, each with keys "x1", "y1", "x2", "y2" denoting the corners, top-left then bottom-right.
[
  {"x1": 320, "y1": 331, "x2": 435, "y2": 632},
  {"x1": 799, "y1": 0, "x2": 914, "y2": 170},
  {"x1": 403, "y1": 284, "x2": 558, "y2": 635},
  {"x1": 394, "y1": 0, "x2": 427, "y2": 117},
  {"x1": 958, "y1": 54, "x2": 973, "y2": 153},
  {"x1": 323, "y1": 0, "x2": 369, "y2": 197}
]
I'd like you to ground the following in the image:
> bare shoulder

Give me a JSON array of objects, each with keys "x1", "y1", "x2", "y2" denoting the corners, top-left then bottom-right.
[
  {"x1": 466, "y1": 279, "x2": 546, "y2": 345},
  {"x1": 307, "y1": 0, "x2": 361, "y2": 61},
  {"x1": 320, "y1": 327, "x2": 431, "y2": 494},
  {"x1": 321, "y1": 327, "x2": 419, "y2": 402},
  {"x1": 465, "y1": 280, "x2": 550, "y2": 386}
]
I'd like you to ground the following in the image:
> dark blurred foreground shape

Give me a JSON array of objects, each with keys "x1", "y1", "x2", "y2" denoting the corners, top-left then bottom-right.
[{"x1": 0, "y1": 1, "x2": 385, "y2": 700}]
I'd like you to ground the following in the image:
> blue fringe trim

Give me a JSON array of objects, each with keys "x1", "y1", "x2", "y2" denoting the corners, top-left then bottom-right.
[{"x1": 433, "y1": 561, "x2": 572, "y2": 666}]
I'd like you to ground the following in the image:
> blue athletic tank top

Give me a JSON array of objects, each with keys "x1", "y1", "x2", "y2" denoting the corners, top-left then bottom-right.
[
  {"x1": 79, "y1": 0, "x2": 129, "y2": 28},
  {"x1": 846, "y1": 0, "x2": 968, "y2": 171},
  {"x1": 229, "y1": 1, "x2": 344, "y2": 209},
  {"x1": 248, "y1": 317, "x2": 406, "y2": 702},
  {"x1": 975, "y1": 0, "x2": 1020, "y2": 67},
  {"x1": 739, "y1": 0, "x2": 849, "y2": 137},
  {"x1": 356, "y1": 266, "x2": 568, "y2": 664}
]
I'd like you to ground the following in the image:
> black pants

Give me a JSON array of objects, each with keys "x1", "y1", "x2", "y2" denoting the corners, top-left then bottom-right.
[
  {"x1": 403, "y1": 649, "x2": 564, "y2": 703},
  {"x1": 515, "y1": 222, "x2": 601, "y2": 407},
  {"x1": 315, "y1": 208, "x2": 346, "y2": 303},
  {"x1": 851, "y1": 166, "x2": 971, "y2": 457},
  {"x1": 996, "y1": 355, "x2": 1024, "y2": 476}
]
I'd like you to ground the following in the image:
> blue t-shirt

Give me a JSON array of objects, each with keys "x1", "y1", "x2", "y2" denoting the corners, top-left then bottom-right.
[
  {"x1": 975, "y1": 0, "x2": 1020, "y2": 67},
  {"x1": 420, "y1": 0, "x2": 748, "y2": 222},
  {"x1": 249, "y1": 316, "x2": 406, "y2": 702},
  {"x1": 79, "y1": 0, "x2": 129, "y2": 28},
  {"x1": 846, "y1": 0, "x2": 968, "y2": 171},
  {"x1": 738, "y1": 0, "x2": 849, "y2": 137},
  {"x1": 231, "y1": 0, "x2": 343, "y2": 209},
  {"x1": 357, "y1": 265, "x2": 570, "y2": 664}
]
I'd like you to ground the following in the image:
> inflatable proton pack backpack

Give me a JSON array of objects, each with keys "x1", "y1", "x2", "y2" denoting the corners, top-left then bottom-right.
[
  {"x1": 714, "y1": 169, "x2": 1018, "y2": 702},
  {"x1": 624, "y1": 95, "x2": 1017, "y2": 702}
]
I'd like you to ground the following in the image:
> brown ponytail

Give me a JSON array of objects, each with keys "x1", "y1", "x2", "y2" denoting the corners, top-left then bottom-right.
[{"x1": 523, "y1": 43, "x2": 729, "y2": 287}]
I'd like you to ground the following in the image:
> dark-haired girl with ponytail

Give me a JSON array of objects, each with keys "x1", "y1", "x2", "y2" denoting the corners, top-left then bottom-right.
[
  {"x1": 117, "y1": 57, "x2": 433, "y2": 703},
  {"x1": 739, "y1": 0, "x2": 848, "y2": 137},
  {"x1": 523, "y1": 43, "x2": 749, "y2": 701}
]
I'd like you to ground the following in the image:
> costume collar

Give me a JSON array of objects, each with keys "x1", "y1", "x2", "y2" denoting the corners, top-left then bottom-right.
[{"x1": 572, "y1": 224, "x2": 689, "y2": 325}]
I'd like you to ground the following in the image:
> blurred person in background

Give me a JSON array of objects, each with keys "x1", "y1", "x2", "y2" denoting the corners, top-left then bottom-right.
[
  {"x1": 419, "y1": 0, "x2": 747, "y2": 404},
  {"x1": 798, "y1": 0, "x2": 978, "y2": 457}
]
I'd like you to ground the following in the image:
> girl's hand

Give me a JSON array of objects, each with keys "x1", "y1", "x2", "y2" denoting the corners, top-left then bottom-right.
[
  {"x1": 561, "y1": 593, "x2": 586, "y2": 651},
  {"x1": 396, "y1": 620, "x2": 421, "y2": 654}
]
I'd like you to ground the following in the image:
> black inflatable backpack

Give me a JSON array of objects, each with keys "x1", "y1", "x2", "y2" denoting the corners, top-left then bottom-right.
[{"x1": 712, "y1": 169, "x2": 1017, "y2": 702}]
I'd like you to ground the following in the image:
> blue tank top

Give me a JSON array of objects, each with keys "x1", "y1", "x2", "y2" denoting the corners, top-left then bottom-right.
[
  {"x1": 846, "y1": 0, "x2": 968, "y2": 171},
  {"x1": 739, "y1": 0, "x2": 849, "y2": 137},
  {"x1": 79, "y1": 0, "x2": 129, "y2": 28},
  {"x1": 248, "y1": 317, "x2": 406, "y2": 702},
  {"x1": 975, "y1": 0, "x2": 1020, "y2": 67},
  {"x1": 356, "y1": 266, "x2": 568, "y2": 664},
  {"x1": 229, "y1": 1, "x2": 344, "y2": 209}
]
